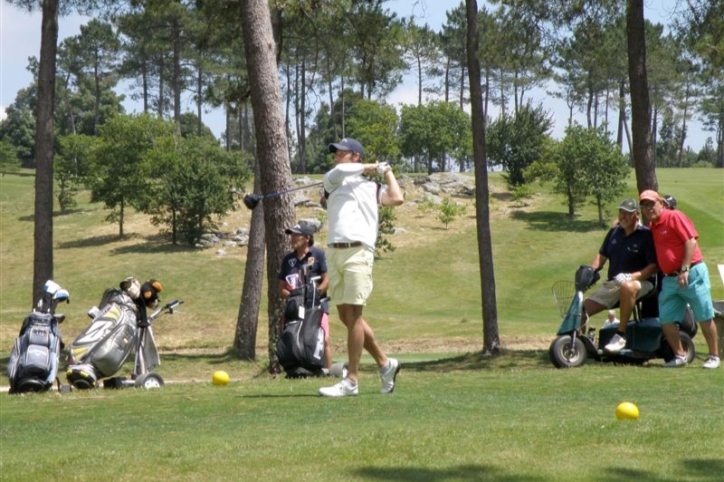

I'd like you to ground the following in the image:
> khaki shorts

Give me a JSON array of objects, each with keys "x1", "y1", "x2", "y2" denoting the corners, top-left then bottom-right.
[
  {"x1": 327, "y1": 246, "x2": 374, "y2": 306},
  {"x1": 588, "y1": 280, "x2": 654, "y2": 308}
]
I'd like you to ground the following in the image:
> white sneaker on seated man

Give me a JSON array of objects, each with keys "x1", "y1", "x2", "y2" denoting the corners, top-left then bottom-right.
[{"x1": 583, "y1": 273, "x2": 656, "y2": 354}]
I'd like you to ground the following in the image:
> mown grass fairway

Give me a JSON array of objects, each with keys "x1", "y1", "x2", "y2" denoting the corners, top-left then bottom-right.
[
  {"x1": 1, "y1": 362, "x2": 722, "y2": 481},
  {"x1": 1, "y1": 168, "x2": 723, "y2": 481}
]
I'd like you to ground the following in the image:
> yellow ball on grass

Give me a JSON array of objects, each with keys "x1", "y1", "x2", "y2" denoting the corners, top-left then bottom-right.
[
  {"x1": 212, "y1": 370, "x2": 230, "y2": 386},
  {"x1": 615, "y1": 402, "x2": 639, "y2": 420}
]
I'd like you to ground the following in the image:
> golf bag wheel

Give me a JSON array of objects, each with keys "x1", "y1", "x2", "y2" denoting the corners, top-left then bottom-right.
[
  {"x1": 135, "y1": 372, "x2": 164, "y2": 390},
  {"x1": 660, "y1": 332, "x2": 696, "y2": 365},
  {"x1": 549, "y1": 335, "x2": 588, "y2": 368},
  {"x1": 103, "y1": 377, "x2": 127, "y2": 389},
  {"x1": 67, "y1": 365, "x2": 99, "y2": 390},
  {"x1": 329, "y1": 362, "x2": 348, "y2": 378}
]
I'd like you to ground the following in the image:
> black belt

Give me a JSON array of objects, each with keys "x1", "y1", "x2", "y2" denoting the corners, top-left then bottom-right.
[
  {"x1": 666, "y1": 260, "x2": 702, "y2": 277},
  {"x1": 328, "y1": 242, "x2": 363, "y2": 249}
]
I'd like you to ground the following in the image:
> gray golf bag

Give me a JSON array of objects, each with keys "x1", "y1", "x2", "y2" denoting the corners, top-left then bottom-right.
[
  {"x1": 276, "y1": 275, "x2": 326, "y2": 378},
  {"x1": 65, "y1": 288, "x2": 145, "y2": 389},
  {"x1": 7, "y1": 280, "x2": 70, "y2": 394}
]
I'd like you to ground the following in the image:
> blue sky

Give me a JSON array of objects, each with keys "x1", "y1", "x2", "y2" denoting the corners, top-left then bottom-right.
[{"x1": 0, "y1": 0, "x2": 712, "y2": 151}]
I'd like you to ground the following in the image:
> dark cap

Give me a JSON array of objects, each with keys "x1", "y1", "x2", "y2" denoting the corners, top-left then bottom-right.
[
  {"x1": 662, "y1": 194, "x2": 677, "y2": 209},
  {"x1": 285, "y1": 224, "x2": 314, "y2": 246},
  {"x1": 285, "y1": 224, "x2": 314, "y2": 236},
  {"x1": 617, "y1": 198, "x2": 639, "y2": 213},
  {"x1": 329, "y1": 138, "x2": 364, "y2": 160}
]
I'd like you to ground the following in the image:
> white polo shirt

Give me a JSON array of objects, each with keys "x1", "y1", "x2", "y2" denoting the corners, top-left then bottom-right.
[{"x1": 323, "y1": 163, "x2": 386, "y2": 251}]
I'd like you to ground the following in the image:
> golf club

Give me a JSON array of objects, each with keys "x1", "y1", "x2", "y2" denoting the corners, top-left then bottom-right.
[{"x1": 243, "y1": 181, "x2": 324, "y2": 210}]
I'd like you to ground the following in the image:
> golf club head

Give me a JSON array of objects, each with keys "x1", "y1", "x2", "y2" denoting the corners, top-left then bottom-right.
[{"x1": 243, "y1": 193, "x2": 262, "y2": 210}]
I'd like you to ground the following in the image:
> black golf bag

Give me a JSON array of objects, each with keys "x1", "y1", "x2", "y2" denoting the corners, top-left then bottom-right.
[
  {"x1": 277, "y1": 276, "x2": 326, "y2": 378},
  {"x1": 7, "y1": 280, "x2": 69, "y2": 394},
  {"x1": 66, "y1": 288, "x2": 141, "y2": 389}
]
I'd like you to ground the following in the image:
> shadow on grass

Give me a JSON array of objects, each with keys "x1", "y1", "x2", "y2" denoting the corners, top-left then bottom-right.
[
  {"x1": 57, "y1": 233, "x2": 132, "y2": 249},
  {"x1": 510, "y1": 210, "x2": 603, "y2": 233},
  {"x1": 17, "y1": 208, "x2": 92, "y2": 223},
  {"x1": 592, "y1": 458, "x2": 724, "y2": 482},
  {"x1": 360, "y1": 349, "x2": 551, "y2": 374},
  {"x1": 239, "y1": 393, "x2": 319, "y2": 399},
  {"x1": 354, "y1": 459, "x2": 724, "y2": 482},
  {"x1": 159, "y1": 348, "x2": 553, "y2": 375},
  {"x1": 55, "y1": 231, "x2": 196, "y2": 254},
  {"x1": 162, "y1": 349, "x2": 238, "y2": 365},
  {"x1": 111, "y1": 238, "x2": 197, "y2": 255},
  {"x1": 354, "y1": 463, "x2": 546, "y2": 482}
]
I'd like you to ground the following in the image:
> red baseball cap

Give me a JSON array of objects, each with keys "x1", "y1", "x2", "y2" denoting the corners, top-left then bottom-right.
[{"x1": 639, "y1": 190, "x2": 661, "y2": 203}]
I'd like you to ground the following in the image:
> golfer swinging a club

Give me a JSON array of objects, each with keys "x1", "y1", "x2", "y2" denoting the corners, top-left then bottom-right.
[{"x1": 318, "y1": 138, "x2": 404, "y2": 397}]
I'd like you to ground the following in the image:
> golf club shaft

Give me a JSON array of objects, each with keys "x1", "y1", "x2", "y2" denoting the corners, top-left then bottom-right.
[{"x1": 263, "y1": 181, "x2": 323, "y2": 199}]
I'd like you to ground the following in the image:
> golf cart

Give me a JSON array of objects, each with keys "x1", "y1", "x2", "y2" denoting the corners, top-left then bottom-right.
[{"x1": 549, "y1": 266, "x2": 698, "y2": 368}]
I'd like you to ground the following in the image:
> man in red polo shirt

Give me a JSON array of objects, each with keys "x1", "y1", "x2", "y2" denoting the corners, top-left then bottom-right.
[{"x1": 640, "y1": 190, "x2": 719, "y2": 368}]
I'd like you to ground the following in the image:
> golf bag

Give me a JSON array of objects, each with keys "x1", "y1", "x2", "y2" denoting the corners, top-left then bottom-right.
[
  {"x1": 66, "y1": 288, "x2": 140, "y2": 389},
  {"x1": 7, "y1": 280, "x2": 69, "y2": 394},
  {"x1": 276, "y1": 275, "x2": 326, "y2": 378}
]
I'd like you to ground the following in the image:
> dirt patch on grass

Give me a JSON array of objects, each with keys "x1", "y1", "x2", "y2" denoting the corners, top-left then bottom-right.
[{"x1": 157, "y1": 334, "x2": 549, "y2": 356}]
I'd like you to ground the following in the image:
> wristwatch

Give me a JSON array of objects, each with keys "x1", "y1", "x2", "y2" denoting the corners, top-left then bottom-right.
[{"x1": 680, "y1": 265, "x2": 689, "y2": 273}]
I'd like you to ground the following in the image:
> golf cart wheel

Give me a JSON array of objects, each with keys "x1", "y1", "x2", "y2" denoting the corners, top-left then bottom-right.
[
  {"x1": 676, "y1": 306, "x2": 698, "y2": 338},
  {"x1": 661, "y1": 333, "x2": 696, "y2": 364},
  {"x1": 135, "y1": 372, "x2": 165, "y2": 390},
  {"x1": 329, "y1": 362, "x2": 348, "y2": 378},
  {"x1": 549, "y1": 336, "x2": 587, "y2": 368}
]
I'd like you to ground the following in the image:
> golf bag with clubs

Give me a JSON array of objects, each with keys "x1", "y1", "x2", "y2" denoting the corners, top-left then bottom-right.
[
  {"x1": 276, "y1": 272, "x2": 327, "y2": 378},
  {"x1": 66, "y1": 279, "x2": 174, "y2": 389},
  {"x1": 7, "y1": 280, "x2": 70, "y2": 394}
]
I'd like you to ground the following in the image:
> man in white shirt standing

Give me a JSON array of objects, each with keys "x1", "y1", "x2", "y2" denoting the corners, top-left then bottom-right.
[{"x1": 318, "y1": 138, "x2": 404, "y2": 397}]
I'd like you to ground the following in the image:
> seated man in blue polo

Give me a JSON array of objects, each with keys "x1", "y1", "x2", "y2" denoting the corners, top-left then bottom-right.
[
  {"x1": 582, "y1": 198, "x2": 659, "y2": 353},
  {"x1": 277, "y1": 223, "x2": 331, "y2": 370}
]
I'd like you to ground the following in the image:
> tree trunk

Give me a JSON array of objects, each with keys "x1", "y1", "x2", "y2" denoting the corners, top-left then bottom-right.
[
  {"x1": 295, "y1": 60, "x2": 308, "y2": 174},
  {"x1": 32, "y1": 0, "x2": 59, "y2": 307},
  {"x1": 466, "y1": 0, "x2": 500, "y2": 356},
  {"x1": 718, "y1": 111, "x2": 724, "y2": 168},
  {"x1": 677, "y1": 82, "x2": 691, "y2": 168},
  {"x1": 234, "y1": 163, "x2": 266, "y2": 360},
  {"x1": 417, "y1": 55, "x2": 423, "y2": 106},
  {"x1": 240, "y1": 0, "x2": 296, "y2": 373},
  {"x1": 616, "y1": 79, "x2": 626, "y2": 150},
  {"x1": 172, "y1": 15, "x2": 182, "y2": 124},
  {"x1": 626, "y1": 0, "x2": 657, "y2": 192},
  {"x1": 158, "y1": 57, "x2": 165, "y2": 117},
  {"x1": 597, "y1": 196, "x2": 604, "y2": 227},
  {"x1": 196, "y1": 67, "x2": 203, "y2": 136}
]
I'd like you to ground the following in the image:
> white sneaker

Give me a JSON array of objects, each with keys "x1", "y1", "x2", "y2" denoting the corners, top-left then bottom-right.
[
  {"x1": 380, "y1": 358, "x2": 400, "y2": 394},
  {"x1": 702, "y1": 356, "x2": 721, "y2": 369},
  {"x1": 662, "y1": 355, "x2": 687, "y2": 368},
  {"x1": 319, "y1": 378, "x2": 358, "y2": 397},
  {"x1": 604, "y1": 333, "x2": 626, "y2": 353}
]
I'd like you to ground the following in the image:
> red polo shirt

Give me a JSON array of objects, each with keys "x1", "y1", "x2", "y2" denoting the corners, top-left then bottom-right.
[{"x1": 648, "y1": 208, "x2": 702, "y2": 276}]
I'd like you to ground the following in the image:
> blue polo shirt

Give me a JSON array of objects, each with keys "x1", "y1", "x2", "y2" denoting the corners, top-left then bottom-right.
[
  {"x1": 599, "y1": 224, "x2": 657, "y2": 282},
  {"x1": 278, "y1": 247, "x2": 328, "y2": 311}
]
